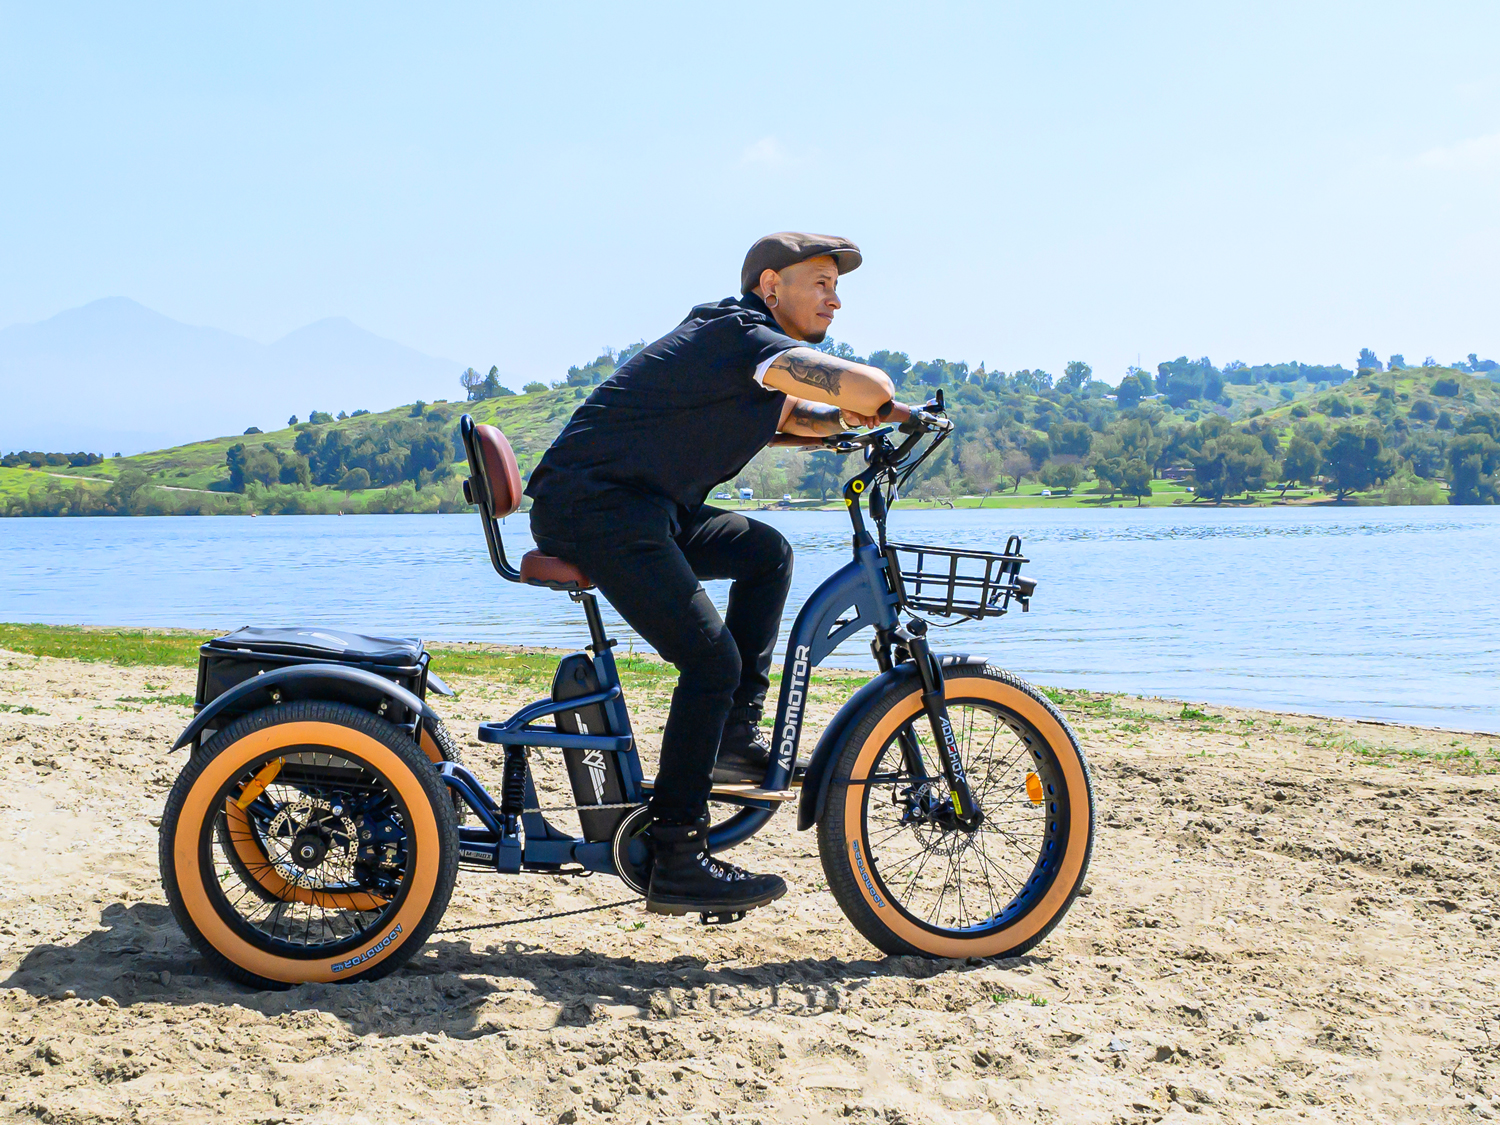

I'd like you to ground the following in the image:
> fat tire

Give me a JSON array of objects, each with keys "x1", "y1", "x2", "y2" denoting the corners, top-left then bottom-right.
[
  {"x1": 421, "y1": 715, "x2": 469, "y2": 823},
  {"x1": 160, "y1": 700, "x2": 458, "y2": 990},
  {"x1": 817, "y1": 663, "x2": 1094, "y2": 959}
]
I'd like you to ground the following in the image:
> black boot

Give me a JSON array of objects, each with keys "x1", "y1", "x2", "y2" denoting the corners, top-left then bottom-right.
[
  {"x1": 712, "y1": 706, "x2": 773, "y2": 784},
  {"x1": 713, "y1": 706, "x2": 809, "y2": 785},
  {"x1": 645, "y1": 816, "x2": 787, "y2": 917}
]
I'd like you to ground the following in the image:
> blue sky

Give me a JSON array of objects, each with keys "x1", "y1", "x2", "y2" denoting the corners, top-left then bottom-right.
[{"x1": 2, "y1": 1, "x2": 1496, "y2": 388}]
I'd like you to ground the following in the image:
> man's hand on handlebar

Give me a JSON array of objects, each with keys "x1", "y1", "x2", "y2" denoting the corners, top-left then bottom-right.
[{"x1": 840, "y1": 407, "x2": 884, "y2": 429}]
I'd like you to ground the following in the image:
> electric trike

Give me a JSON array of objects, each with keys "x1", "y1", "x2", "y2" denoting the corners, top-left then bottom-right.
[{"x1": 158, "y1": 396, "x2": 1094, "y2": 988}]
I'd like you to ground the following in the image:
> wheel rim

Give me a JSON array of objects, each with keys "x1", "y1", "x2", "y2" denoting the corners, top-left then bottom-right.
[
  {"x1": 200, "y1": 747, "x2": 413, "y2": 958},
  {"x1": 857, "y1": 697, "x2": 1068, "y2": 939}
]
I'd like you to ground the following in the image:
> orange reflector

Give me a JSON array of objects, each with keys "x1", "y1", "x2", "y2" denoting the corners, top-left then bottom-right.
[
  {"x1": 1025, "y1": 772, "x2": 1044, "y2": 803},
  {"x1": 235, "y1": 758, "x2": 283, "y2": 810}
]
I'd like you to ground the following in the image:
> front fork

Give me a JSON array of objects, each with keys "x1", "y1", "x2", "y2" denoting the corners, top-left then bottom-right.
[{"x1": 875, "y1": 621, "x2": 983, "y2": 832}]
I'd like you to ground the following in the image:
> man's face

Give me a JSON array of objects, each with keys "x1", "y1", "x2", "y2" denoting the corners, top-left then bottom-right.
[{"x1": 760, "y1": 256, "x2": 841, "y2": 343}]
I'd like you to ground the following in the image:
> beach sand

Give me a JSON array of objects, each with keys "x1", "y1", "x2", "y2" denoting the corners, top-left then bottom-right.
[{"x1": 1, "y1": 649, "x2": 1497, "y2": 1123}]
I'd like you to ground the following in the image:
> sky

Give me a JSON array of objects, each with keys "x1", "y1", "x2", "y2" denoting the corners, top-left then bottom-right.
[{"x1": 2, "y1": 1, "x2": 1497, "y2": 390}]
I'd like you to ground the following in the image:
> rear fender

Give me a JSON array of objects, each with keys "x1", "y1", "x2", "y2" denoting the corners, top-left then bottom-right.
[
  {"x1": 172, "y1": 664, "x2": 442, "y2": 751},
  {"x1": 797, "y1": 653, "x2": 986, "y2": 831}
]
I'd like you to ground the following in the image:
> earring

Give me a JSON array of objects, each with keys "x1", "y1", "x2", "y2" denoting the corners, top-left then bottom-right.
[{"x1": 765, "y1": 293, "x2": 778, "y2": 309}]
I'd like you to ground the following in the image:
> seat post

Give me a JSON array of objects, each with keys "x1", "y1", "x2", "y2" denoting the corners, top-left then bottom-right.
[{"x1": 573, "y1": 591, "x2": 614, "y2": 654}]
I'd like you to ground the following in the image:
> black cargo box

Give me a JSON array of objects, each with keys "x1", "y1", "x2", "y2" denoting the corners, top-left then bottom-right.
[{"x1": 193, "y1": 628, "x2": 434, "y2": 745}]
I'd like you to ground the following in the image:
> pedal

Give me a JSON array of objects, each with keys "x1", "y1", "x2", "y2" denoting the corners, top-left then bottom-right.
[{"x1": 699, "y1": 910, "x2": 747, "y2": 926}]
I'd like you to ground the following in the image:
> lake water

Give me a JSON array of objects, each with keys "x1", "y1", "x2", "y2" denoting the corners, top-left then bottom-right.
[{"x1": 2, "y1": 507, "x2": 1498, "y2": 733}]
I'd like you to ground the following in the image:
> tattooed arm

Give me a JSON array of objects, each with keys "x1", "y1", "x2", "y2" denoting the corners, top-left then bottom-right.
[
  {"x1": 776, "y1": 396, "x2": 851, "y2": 437},
  {"x1": 761, "y1": 347, "x2": 895, "y2": 417}
]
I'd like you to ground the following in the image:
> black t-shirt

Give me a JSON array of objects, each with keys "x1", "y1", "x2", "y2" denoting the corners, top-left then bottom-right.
[{"x1": 524, "y1": 292, "x2": 795, "y2": 524}]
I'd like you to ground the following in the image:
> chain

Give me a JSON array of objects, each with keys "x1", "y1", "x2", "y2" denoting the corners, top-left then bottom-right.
[{"x1": 435, "y1": 897, "x2": 639, "y2": 934}]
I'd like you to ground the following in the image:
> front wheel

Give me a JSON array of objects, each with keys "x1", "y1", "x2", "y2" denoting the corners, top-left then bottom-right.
[{"x1": 818, "y1": 663, "x2": 1094, "y2": 959}]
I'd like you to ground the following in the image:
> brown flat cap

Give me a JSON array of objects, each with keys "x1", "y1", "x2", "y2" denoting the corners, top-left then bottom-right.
[{"x1": 741, "y1": 231, "x2": 862, "y2": 294}]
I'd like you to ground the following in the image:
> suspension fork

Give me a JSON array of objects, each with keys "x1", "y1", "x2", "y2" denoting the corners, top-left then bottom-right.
[
  {"x1": 902, "y1": 622, "x2": 982, "y2": 831},
  {"x1": 874, "y1": 627, "x2": 931, "y2": 784}
]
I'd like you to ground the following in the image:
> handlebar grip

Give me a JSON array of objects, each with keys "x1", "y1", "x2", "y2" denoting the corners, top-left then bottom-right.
[{"x1": 881, "y1": 401, "x2": 914, "y2": 423}]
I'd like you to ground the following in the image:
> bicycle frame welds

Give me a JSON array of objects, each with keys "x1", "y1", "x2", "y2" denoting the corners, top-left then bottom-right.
[{"x1": 445, "y1": 401, "x2": 999, "y2": 879}]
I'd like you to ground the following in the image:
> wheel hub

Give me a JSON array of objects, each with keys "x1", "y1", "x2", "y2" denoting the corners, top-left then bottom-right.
[
  {"x1": 898, "y1": 781, "x2": 984, "y2": 833},
  {"x1": 290, "y1": 830, "x2": 330, "y2": 869}
]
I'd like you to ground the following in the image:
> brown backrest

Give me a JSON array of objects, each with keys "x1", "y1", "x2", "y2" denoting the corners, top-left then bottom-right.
[{"x1": 473, "y1": 424, "x2": 523, "y2": 517}]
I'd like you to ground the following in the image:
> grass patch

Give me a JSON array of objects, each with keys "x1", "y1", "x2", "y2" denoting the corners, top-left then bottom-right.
[
  {"x1": 1178, "y1": 705, "x2": 1224, "y2": 722},
  {"x1": 0, "y1": 624, "x2": 205, "y2": 666},
  {"x1": 116, "y1": 693, "x2": 195, "y2": 707},
  {"x1": 1309, "y1": 731, "x2": 1500, "y2": 774},
  {"x1": 0, "y1": 703, "x2": 48, "y2": 715}
]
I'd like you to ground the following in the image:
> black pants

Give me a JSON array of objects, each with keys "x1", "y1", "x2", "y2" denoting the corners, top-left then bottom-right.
[{"x1": 531, "y1": 497, "x2": 793, "y2": 824}]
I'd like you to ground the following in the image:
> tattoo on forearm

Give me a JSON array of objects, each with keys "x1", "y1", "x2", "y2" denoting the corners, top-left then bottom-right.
[
  {"x1": 788, "y1": 399, "x2": 842, "y2": 432},
  {"x1": 780, "y1": 352, "x2": 844, "y2": 396}
]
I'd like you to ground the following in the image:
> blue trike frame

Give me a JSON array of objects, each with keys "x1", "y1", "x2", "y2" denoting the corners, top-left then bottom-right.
[{"x1": 448, "y1": 404, "x2": 1033, "y2": 884}]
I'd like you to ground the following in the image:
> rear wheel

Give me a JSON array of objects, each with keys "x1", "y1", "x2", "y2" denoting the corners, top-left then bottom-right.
[
  {"x1": 161, "y1": 700, "x2": 458, "y2": 989},
  {"x1": 818, "y1": 664, "x2": 1093, "y2": 959}
]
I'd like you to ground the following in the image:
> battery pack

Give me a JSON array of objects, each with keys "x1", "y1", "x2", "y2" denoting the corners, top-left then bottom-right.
[{"x1": 552, "y1": 653, "x2": 630, "y2": 841}]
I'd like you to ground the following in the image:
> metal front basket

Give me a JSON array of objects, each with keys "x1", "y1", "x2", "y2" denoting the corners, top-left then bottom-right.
[{"x1": 884, "y1": 535, "x2": 1032, "y2": 620}]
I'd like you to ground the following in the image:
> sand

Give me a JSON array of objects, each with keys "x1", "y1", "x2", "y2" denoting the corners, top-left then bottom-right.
[{"x1": 1, "y1": 648, "x2": 1498, "y2": 1124}]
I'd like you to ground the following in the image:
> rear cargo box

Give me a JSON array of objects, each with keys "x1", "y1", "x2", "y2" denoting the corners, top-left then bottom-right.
[{"x1": 192, "y1": 627, "x2": 432, "y2": 745}]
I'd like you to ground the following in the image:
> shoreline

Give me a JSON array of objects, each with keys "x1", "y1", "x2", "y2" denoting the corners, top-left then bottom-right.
[{"x1": 2, "y1": 622, "x2": 1496, "y2": 741}]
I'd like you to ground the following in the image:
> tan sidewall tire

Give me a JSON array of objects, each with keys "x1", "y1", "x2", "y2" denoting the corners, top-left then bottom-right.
[
  {"x1": 822, "y1": 666, "x2": 1093, "y2": 959},
  {"x1": 163, "y1": 706, "x2": 455, "y2": 987}
]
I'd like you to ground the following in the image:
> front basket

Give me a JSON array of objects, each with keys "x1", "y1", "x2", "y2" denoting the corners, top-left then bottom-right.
[{"x1": 884, "y1": 536, "x2": 1032, "y2": 619}]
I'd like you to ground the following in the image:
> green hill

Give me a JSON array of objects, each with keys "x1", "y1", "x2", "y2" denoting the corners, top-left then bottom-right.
[{"x1": 6, "y1": 354, "x2": 1499, "y2": 515}]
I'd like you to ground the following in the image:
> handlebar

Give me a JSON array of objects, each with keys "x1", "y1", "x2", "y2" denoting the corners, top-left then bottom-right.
[{"x1": 768, "y1": 398, "x2": 951, "y2": 453}]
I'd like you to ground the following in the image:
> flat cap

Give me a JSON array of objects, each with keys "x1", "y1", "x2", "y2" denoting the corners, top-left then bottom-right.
[{"x1": 741, "y1": 231, "x2": 862, "y2": 294}]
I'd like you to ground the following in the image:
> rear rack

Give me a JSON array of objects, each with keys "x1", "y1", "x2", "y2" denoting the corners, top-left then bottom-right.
[{"x1": 884, "y1": 534, "x2": 1035, "y2": 619}]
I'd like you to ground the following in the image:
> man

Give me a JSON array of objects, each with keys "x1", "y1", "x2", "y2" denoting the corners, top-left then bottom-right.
[{"x1": 525, "y1": 232, "x2": 905, "y2": 917}]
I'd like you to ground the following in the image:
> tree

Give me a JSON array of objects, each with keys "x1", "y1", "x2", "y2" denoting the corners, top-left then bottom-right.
[
  {"x1": 1281, "y1": 435, "x2": 1320, "y2": 496},
  {"x1": 287, "y1": 415, "x2": 298, "y2": 426},
  {"x1": 522, "y1": 382, "x2": 548, "y2": 395},
  {"x1": 1116, "y1": 373, "x2": 1143, "y2": 409},
  {"x1": 958, "y1": 441, "x2": 1001, "y2": 495},
  {"x1": 1049, "y1": 420, "x2": 1093, "y2": 458},
  {"x1": 1448, "y1": 432, "x2": 1499, "y2": 504},
  {"x1": 1357, "y1": 348, "x2": 1382, "y2": 373},
  {"x1": 1159, "y1": 357, "x2": 1205, "y2": 406},
  {"x1": 1025, "y1": 433, "x2": 1051, "y2": 469},
  {"x1": 1002, "y1": 449, "x2": 1032, "y2": 493},
  {"x1": 105, "y1": 469, "x2": 152, "y2": 514},
  {"x1": 867, "y1": 350, "x2": 911, "y2": 387},
  {"x1": 1388, "y1": 354, "x2": 1406, "y2": 371},
  {"x1": 460, "y1": 367, "x2": 485, "y2": 400},
  {"x1": 483, "y1": 366, "x2": 513, "y2": 397},
  {"x1": 1122, "y1": 459, "x2": 1153, "y2": 505},
  {"x1": 1321, "y1": 424, "x2": 1395, "y2": 500},
  {"x1": 1038, "y1": 460, "x2": 1084, "y2": 495},
  {"x1": 338, "y1": 467, "x2": 371, "y2": 493},
  {"x1": 309, "y1": 411, "x2": 333, "y2": 424},
  {"x1": 243, "y1": 426, "x2": 262, "y2": 435},
  {"x1": 1091, "y1": 456, "x2": 1125, "y2": 498},
  {"x1": 798, "y1": 450, "x2": 843, "y2": 499},
  {"x1": 1057, "y1": 360, "x2": 1092, "y2": 396},
  {"x1": 1189, "y1": 434, "x2": 1272, "y2": 501}
]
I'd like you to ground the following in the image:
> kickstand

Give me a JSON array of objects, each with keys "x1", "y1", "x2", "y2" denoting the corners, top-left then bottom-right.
[{"x1": 699, "y1": 910, "x2": 747, "y2": 926}]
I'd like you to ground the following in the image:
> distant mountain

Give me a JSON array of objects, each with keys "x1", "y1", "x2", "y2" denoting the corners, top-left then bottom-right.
[{"x1": 0, "y1": 298, "x2": 464, "y2": 454}]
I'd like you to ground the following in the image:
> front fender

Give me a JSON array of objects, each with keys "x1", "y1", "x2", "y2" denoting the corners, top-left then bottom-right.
[
  {"x1": 797, "y1": 654, "x2": 987, "y2": 831},
  {"x1": 172, "y1": 664, "x2": 441, "y2": 751}
]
